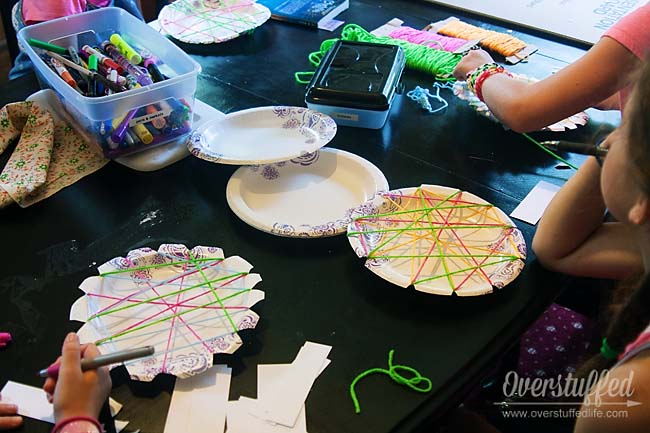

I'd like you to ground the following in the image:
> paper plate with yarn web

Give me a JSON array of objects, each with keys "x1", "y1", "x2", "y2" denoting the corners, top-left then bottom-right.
[
  {"x1": 158, "y1": 0, "x2": 271, "y2": 44},
  {"x1": 70, "y1": 244, "x2": 264, "y2": 381},
  {"x1": 347, "y1": 185, "x2": 526, "y2": 296}
]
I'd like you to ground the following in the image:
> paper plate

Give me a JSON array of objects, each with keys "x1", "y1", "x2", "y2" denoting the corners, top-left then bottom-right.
[
  {"x1": 226, "y1": 148, "x2": 389, "y2": 237},
  {"x1": 453, "y1": 74, "x2": 589, "y2": 132},
  {"x1": 70, "y1": 244, "x2": 264, "y2": 381},
  {"x1": 159, "y1": 0, "x2": 271, "y2": 44},
  {"x1": 188, "y1": 106, "x2": 337, "y2": 165},
  {"x1": 347, "y1": 185, "x2": 526, "y2": 296}
]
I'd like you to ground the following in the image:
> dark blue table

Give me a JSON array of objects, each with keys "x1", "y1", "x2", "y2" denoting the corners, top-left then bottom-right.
[{"x1": 0, "y1": 1, "x2": 618, "y2": 432}]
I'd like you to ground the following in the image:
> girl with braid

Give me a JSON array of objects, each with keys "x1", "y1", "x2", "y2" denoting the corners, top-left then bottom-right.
[{"x1": 532, "y1": 59, "x2": 650, "y2": 431}]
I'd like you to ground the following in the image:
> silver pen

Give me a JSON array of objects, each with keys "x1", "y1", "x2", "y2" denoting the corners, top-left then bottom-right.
[{"x1": 38, "y1": 346, "x2": 155, "y2": 378}]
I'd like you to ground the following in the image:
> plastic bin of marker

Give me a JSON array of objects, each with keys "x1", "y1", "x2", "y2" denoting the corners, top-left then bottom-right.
[{"x1": 17, "y1": 7, "x2": 201, "y2": 158}]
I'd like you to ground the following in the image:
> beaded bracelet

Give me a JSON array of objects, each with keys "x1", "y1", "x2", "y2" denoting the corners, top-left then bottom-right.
[
  {"x1": 465, "y1": 62, "x2": 498, "y2": 94},
  {"x1": 52, "y1": 416, "x2": 102, "y2": 433},
  {"x1": 474, "y1": 65, "x2": 512, "y2": 102}
]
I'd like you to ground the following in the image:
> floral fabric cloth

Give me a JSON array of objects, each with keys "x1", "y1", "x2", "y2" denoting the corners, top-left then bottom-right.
[{"x1": 0, "y1": 101, "x2": 107, "y2": 208}]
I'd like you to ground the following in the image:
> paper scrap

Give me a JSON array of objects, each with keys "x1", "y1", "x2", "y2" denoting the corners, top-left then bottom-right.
[
  {"x1": 318, "y1": 18, "x2": 344, "y2": 31},
  {"x1": 0, "y1": 381, "x2": 54, "y2": 423},
  {"x1": 510, "y1": 181, "x2": 561, "y2": 225},
  {"x1": 253, "y1": 342, "x2": 331, "y2": 427},
  {"x1": 109, "y1": 397, "x2": 123, "y2": 417},
  {"x1": 228, "y1": 397, "x2": 307, "y2": 433},
  {"x1": 115, "y1": 420, "x2": 129, "y2": 432},
  {"x1": 163, "y1": 364, "x2": 232, "y2": 433}
]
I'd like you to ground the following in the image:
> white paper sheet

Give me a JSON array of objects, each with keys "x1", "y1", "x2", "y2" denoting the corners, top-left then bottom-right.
[
  {"x1": 252, "y1": 342, "x2": 331, "y2": 427},
  {"x1": 163, "y1": 364, "x2": 232, "y2": 433},
  {"x1": 0, "y1": 381, "x2": 54, "y2": 423},
  {"x1": 510, "y1": 181, "x2": 561, "y2": 225}
]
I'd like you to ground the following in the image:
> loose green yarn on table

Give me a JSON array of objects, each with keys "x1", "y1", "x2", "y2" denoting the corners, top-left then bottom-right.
[
  {"x1": 349, "y1": 349, "x2": 432, "y2": 414},
  {"x1": 295, "y1": 24, "x2": 462, "y2": 84}
]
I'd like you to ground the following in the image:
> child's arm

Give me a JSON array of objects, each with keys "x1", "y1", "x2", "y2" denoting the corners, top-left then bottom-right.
[
  {"x1": 574, "y1": 352, "x2": 650, "y2": 433},
  {"x1": 453, "y1": 37, "x2": 639, "y2": 132},
  {"x1": 532, "y1": 146, "x2": 643, "y2": 279}
]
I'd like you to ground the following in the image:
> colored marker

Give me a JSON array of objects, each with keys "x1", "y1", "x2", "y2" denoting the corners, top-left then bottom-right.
[
  {"x1": 29, "y1": 38, "x2": 67, "y2": 54},
  {"x1": 110, "y1": 109, "x2": 138, "y2": 145},
  {"x1": 49, "y1": 57, "x2": 81, "y2": 92},
  {"x1": 124, "y1": 130, "x2": 137, "y2": 147},
  {"x1": 38, "y1": 346, "x2": 154, "y2": 378},
  {"x1": 109, "y1": 34, "x2": 142, "y2": 65},
  {"x1": 143, "y1": 57, "x2": 165, "y2": 83},
  {"x1": 131, "y1": 123, "x2": 153, "y2": 144},
  {"x1": 81, "y1": 45, "x2": 123, "y2": 74},
  {"x1": 101, "y1": 42, "x2": 152, "y2": 86},
  {"x1": 145, "y1": 104, "x2": 168, "y2": 130},
  {"x1": 87, "y1": 54, "x2": 98, "y2": 97},
  {"x1": 0, "y1": 332, "x2": 11, "y2": 348},
  {"x1": 46, "y1": 51, "x2": 125, "y2": 93}
]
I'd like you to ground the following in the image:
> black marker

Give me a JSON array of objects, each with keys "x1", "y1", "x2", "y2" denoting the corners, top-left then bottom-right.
[{"x1": 540, "y1": 140, "x2": 608, "y2": 157}]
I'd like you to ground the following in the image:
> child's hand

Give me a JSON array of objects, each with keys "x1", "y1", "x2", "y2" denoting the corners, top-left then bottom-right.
[
  {"x1": 453, "y1": 49, "x2": 495, "y2": 81},
  {"x1": 42, "y1": 333, "x2": 111, "y2": 422},
  {"x1": 0, "y1": 402, "x2": 22, "y2": 430}
]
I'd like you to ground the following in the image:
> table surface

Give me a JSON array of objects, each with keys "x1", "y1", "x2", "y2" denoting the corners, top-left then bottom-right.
[{"x1": 0, "y1": 1, "x2": 619, "y2": 432}]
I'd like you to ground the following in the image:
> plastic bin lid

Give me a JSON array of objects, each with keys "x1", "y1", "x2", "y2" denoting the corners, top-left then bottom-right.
[{"x1": 305, "y1": 40, "x2": 405, "y2": 111}]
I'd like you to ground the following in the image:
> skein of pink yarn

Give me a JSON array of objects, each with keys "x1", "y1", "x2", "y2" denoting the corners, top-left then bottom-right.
[{"x1": 388, "y1": 26, "x2": 469, "y2": 52}]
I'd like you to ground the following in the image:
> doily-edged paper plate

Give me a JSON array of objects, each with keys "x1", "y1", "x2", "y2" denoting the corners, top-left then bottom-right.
[
  {"x1": 453, "y1": 74, "x2": 589, "y2": 132},
  {"x1": 188, "y1": 106, "x2": 337, "y2": 165},
  {"x1": 70, "y1": 244, "x2": 264, "y2": 381},
  {"x1": 226, "y1": 148, "x2": 389, "y2": 237},
  {"x1": 347, "y1": 185, "x2": 526, "y2": 296},
  {"x1": 159, "y1": 0, "x2": 271, "y2": 44}
]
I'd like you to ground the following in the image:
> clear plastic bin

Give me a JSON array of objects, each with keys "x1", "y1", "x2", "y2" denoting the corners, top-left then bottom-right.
[{"x1": 17, "y1": 7, "x2": 201, "y2": 158}]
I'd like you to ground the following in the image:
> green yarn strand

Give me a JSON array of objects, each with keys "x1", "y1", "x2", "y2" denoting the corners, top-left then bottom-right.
[{"x1": 349, "y1": 349, "x2": 432, "y2": 414}]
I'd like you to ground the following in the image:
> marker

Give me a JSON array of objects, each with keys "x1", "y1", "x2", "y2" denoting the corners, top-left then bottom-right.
[
  {"x1": 109, "y1": 34, "x2": 142, "y2": 65},
  {"x1": 143, "y1": 57, "x2": 165, "y2": 83},
  {"x1": 38, "y1": 346, "x2": 155, "y2": 378},
  {"x1": 0, "y1": 332, "x2": 11, "y2": 348},
  {"x1": 101, "y1": 42, "x2": 152, "y2": 86},
  {"x1": 46, "y1": 51, "x2": 124, "y2": 93},
  {"x1": 124, "y1": 130, "x2": 138, "y2": 147},
  {"x1": 49, "y1": 57, "x2": 81, "y2": 92},
  {"x1": 29, "y1": 38, "x2": 67, "y2": 55},
  {"x1": 145, "y1": 104, "x2": 168, "y2": 130},
  {"x1": 540, "y1": 141, "x2": 608, "y2": 157},
  {"x1": 87, "y1": 55, "x2": 98, "y2": 97},
  {"x1": 161, "y1": 99, "x2": 189, "y2": 126},
  {"x1": 81, "y1": 45, "x2": 123, "y2": 74},
  {"x1": 132, "y1": 123, "x2": 153, "y2": 144},
  {"x1": 110, "y1": 109, "x2": 138, "y2": 144}
]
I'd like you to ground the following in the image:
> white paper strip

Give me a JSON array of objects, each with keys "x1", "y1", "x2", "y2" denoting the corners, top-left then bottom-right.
[
  {"x1": 163, "y1": 364, "x2": 232, "y2": 433},
  {"x1": 252, "y1": 342, "x2": 331, "y2": 427}
]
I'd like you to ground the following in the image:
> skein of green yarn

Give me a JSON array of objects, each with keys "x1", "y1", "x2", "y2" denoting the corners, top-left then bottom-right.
[{"x1": 323, "y1": 24, "x2": 462, "y2": 81}]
